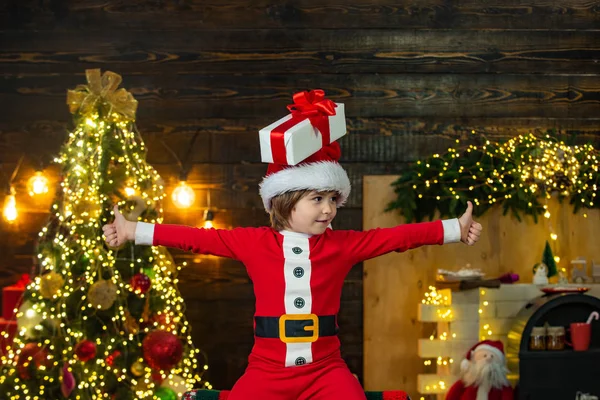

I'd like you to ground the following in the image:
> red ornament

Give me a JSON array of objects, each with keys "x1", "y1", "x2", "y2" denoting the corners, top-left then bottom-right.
[
  {"x1": 130, "y1": 273, "x2": 151, "y2": 294},
  {"x1": 106, "y1": 350, "x2": 122, "y2": 367},
  {"x1": 75, "y1": 339, "x2": 97, "y2": 362},
  {"x1": 142, "y1": 330, "x2": 183, "y2": 371},
  {"x1": 16, "y1": 343, "x2": 50, "y2": 380}
]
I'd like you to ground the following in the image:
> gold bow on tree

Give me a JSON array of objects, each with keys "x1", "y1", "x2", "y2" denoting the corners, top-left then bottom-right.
[{"x1": 67, "y1": 69, "x2": 138, "y2": 119}]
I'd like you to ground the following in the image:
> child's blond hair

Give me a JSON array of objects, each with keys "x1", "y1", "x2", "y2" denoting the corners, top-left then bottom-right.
[{"x1": 269, "y1": 190, "x2": 339, "y2": 231}]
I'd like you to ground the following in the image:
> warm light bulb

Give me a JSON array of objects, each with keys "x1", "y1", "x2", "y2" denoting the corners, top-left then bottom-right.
[
  {"x1": 172, "y1": 181, "x2": 195, "y2": 209},
  {"x1": 124, "y1": 187, "x2": 136, "y2": 197},
  {"x1": 550, "y1": 233, "x2": 558, "y2": 240},
  {"x1": 203, "y1": 209, "x2": 214, "y2": 229},
  {"x1": 28, "y1": 171, "x2": 49, "y2": 196},
  {"x1": 3, "y1": 192, "x2": 17, "y2": 222}
]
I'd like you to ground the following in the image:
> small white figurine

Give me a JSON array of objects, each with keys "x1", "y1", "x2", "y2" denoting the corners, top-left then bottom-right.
[{"x1": 533, "y1": 263, "x2": 549, "y2": 285}]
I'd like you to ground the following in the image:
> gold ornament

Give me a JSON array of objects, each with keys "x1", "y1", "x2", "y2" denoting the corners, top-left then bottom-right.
[
  {"x1": 88, "y1": 279, "x2": 118, "y2": 310},
  {"x1": 66, "y1": 69, "x2": 138, "y2": 119},
  {"x1": 131, "y1": 360, "x2": 145, "y2": 377},
  {"x1": 16, "y1": 300, "x2": 43, "y2": 338},
  {"x1": 39, "y1": 272, "x2": 65, "y2": 299},
  {"x1": 124, "y1": 310, "x2": 139, "y2": 335}
]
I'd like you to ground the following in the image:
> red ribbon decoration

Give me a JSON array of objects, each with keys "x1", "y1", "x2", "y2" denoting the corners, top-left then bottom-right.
[
  {"x1": 14, "y1": 274, "x2": 30, "y2": 289},
  {"x1": 269, "y1": 90, "x2": 337, "y2": 165}
]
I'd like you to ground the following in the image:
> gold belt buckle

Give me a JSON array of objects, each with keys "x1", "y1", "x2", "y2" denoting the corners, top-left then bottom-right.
[{"x1": 279, "y1": 314, "x2": 319, "y2": 343}]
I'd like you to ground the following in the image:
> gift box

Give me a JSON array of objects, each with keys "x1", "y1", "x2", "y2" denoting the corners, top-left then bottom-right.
[
  {"x1": 2, "y1": 274, "x2": 30, "y2": 320},
  {"x1": 0, "y1": 318, "x2": 17, "y2": 356},
  {"x1": 259, "y1": 90, "x2": 346, "y2": 166}
]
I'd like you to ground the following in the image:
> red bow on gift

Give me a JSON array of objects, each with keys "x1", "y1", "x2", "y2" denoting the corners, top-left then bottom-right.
[
  {"x1": 287, "y1": 89, "x2": 337, "y2": 119},
  {"x1": 270, "y1": 90, "x2": 338, "y2": 165}
]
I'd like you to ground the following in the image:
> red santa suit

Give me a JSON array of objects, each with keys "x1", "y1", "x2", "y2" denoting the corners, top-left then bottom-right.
[
  {"x1": 446, "y1": 382, "x2": 513, "y2": 400},
  {"x1": 134, "y1": 91, "x2": 463, "y2": 399},
  {"x1": 446, "y1": 340, "x2": 514, "y2": 400},
  {"x1": 135, "y1": 219, "x2": 461, "y2": 399}
]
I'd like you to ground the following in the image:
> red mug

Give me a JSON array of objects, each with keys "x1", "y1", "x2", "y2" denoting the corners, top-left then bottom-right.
[{"x1": 566, "y1": 322, "x2": 591, "y2": 351}]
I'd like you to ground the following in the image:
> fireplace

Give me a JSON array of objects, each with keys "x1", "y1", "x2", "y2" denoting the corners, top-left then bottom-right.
[{"x1": 507, "y1": 293, "x2": 600, "y2": 400}]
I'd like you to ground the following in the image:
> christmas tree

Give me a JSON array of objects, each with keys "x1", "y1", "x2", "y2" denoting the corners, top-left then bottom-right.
[
  {"x1": 542, "y1": 240, "x2": 558, "y2": 278},
  {"x1": 0, "y1": 69, "x2": 209, "y2": 399}
]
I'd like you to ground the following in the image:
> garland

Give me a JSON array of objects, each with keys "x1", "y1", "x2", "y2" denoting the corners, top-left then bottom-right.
[{"x1": 386, "y1": 133, "x2": 599, "y2": 223}]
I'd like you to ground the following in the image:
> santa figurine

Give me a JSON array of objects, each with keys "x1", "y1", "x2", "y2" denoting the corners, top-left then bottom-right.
[{"x1": 446, "y1": 340, "x2": 514, "y2": 400}]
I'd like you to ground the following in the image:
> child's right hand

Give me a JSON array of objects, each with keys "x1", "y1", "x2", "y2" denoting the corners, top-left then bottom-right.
[{"x1": 102, "y1": 205, "x2": 136, "y2": 248}]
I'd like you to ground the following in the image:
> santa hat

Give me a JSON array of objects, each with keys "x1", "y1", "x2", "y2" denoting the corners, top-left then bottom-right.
[
  {"x1": 259, "y1": 141, "x2": 351, "y2": 212},
  {"x1": 460, "y1": 340, "x2": 505, "y2": 372}
]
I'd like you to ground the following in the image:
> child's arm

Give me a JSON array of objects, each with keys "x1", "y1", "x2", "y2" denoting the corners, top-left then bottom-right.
[
  {"x1": 340, "y1": 201, "x2": 481, "y2": 264},
  {"x1": 134, "y1": 222, "x2": 250, "y2": 260},
  {"x1": 102, "y1": 206, "x2": 253, "y2": 260}
]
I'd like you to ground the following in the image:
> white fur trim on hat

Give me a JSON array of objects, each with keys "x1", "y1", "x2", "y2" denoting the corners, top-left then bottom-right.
[
  {"x1": 461, "y1": 343, "x2": 505, "y2": 373},
  {"x1": 259, "y1": 161, "x2": 351, "y2": 212},
  {"x1": 473, "y1": 343, "x2": 505, "y2": 362}
]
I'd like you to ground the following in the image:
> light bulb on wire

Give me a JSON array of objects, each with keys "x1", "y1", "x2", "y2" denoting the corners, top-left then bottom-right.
[
  {"x1": 3, "y1": 188, "x2": 17, "y2": 222},
  {"x1": 28, "y1": 171, "x2": 49, "y2": 196},
  {"x1": 203, "y1": 209, "x2": 214, "y2": 229},
  {"x1": 172, "y1": 180, "x2": 195, "y2": 209}
]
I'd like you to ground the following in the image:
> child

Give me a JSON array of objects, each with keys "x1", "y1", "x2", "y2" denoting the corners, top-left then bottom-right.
[{"x1": 103, "y1": 142, "x2": 482, "y2": 400}]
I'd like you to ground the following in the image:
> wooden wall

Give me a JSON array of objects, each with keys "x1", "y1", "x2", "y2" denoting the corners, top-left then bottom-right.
[
  {"x1": 0, "y1": 0, "x2": 598, "y2": 390},
  {"x1": 363, "y1": 176, "x2": 600, "y2": 397}
]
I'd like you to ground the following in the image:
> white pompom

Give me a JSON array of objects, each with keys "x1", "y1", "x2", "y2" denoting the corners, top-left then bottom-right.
[{"x1": 460, "y1": 358, "x2": 470, "y2": 372}]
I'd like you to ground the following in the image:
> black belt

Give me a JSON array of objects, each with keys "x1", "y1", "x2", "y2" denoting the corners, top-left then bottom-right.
[{"x1": 255, "y1": 314, "x2": 338, "y2": 342}]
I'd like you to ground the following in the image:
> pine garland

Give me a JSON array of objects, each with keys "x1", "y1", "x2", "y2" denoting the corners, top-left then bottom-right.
[{"x1": 386, "y1": 132, "x2": 599, "y2": 223}]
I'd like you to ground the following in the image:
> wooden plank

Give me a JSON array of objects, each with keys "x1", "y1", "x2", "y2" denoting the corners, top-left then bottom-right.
[
  {"x1": 363, "y1": 176, "x2": 600, "y2": 396},
  {"x1": 1, "y1": 30, "x2": 598, "y2": 75},
  {"x1": 1, "y1": 118, "x2": 599, "y2": 168},
  {"x1": 0, "y1": 161, "x2": 409, "y2": 210},
  {"x1": 4, "y1": 117, "x2": 599, "y2": 140},
  {"x1": 417, "y1": 374, "x2": 455, "y2": 395},
  {"x1": 1, "y1": 74, "x2": 598, "y2": 122},
  {"x1": 1, "y1": 0, "x2": 598, "y2": 30}
]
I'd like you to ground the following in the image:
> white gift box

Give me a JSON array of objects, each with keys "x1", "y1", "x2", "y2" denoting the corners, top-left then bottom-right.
[{"x1": 259, "y1": 103, "x2": 346, "y2": 166}]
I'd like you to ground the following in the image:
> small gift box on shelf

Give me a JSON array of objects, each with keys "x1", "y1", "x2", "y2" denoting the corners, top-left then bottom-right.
[
  {"x1": 259, "y1": 90, "x2": 346, "y2": 166},
  {"x1": 2, "y1": 274, "x2": 30, "y2": 320}
]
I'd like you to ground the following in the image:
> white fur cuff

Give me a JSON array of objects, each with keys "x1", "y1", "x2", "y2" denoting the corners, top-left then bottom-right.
[
  {"x1": 135, "y1": 222, "x2": 155, "y2": 246},
  {"x1": 442, "y1": 218, "x2": 461, "y2": 244}
]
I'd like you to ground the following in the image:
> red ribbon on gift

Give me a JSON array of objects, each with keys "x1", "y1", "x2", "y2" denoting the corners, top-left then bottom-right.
[
  {"x1": 270, "y1": 90, "x2": 337, "y2": 165},
  {"x1": 14, "y1": 274, "x2": 30, "y2": 289}
]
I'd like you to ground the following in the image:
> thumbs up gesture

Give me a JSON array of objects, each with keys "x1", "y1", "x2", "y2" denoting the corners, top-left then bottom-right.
[
  {"x1": 102, "y1": 205, "x2": 137, "y2": 248},
  {"x1": 458, "y1": 201, "x2": 482, "y2": 246}
]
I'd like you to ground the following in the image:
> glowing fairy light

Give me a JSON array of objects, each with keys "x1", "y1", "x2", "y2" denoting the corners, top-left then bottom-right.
[{"x1": 172, "y1": 181, "x2": 195, "y2": 209}]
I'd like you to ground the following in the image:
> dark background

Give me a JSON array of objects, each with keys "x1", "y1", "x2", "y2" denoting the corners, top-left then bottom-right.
[{"x1": 0, "y1": 0, "x2": 598, "y2": 390}]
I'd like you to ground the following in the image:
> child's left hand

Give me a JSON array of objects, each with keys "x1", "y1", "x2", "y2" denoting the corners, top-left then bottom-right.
[{"x1": 458, "y1": 201, "x2": 482, "y2": 246}]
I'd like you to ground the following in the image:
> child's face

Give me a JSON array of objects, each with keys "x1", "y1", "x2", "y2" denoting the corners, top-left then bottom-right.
[{"x1": 287, "y1": 191, "x2": 338, "y2": 235}]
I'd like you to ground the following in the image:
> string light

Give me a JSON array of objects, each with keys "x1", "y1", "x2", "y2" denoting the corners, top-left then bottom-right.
[
  {"x1": 421, "y1": 286, "x2": 450, "y2": 306},
  {"x1": 172, "y1": 181, "x2": 195, "y2": 209},
  {"x1": 27, "y1": 171, "x2": 49, "y2": 196},
  {"x1": 203, "y1": 209, "x2": 214, "y2": 229},
  {"x1": 3, "y1": 188, "x2": 17, "y2": 222},
  {"x1": 480, "y1": 290, "x2": 493, "y2": 340},
  {"x1": 390, "y1": 133, "x2": 599, "y2": 223},
  {"x1": 0, "y1": 98, "x2": 209, "y2": 397}
]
